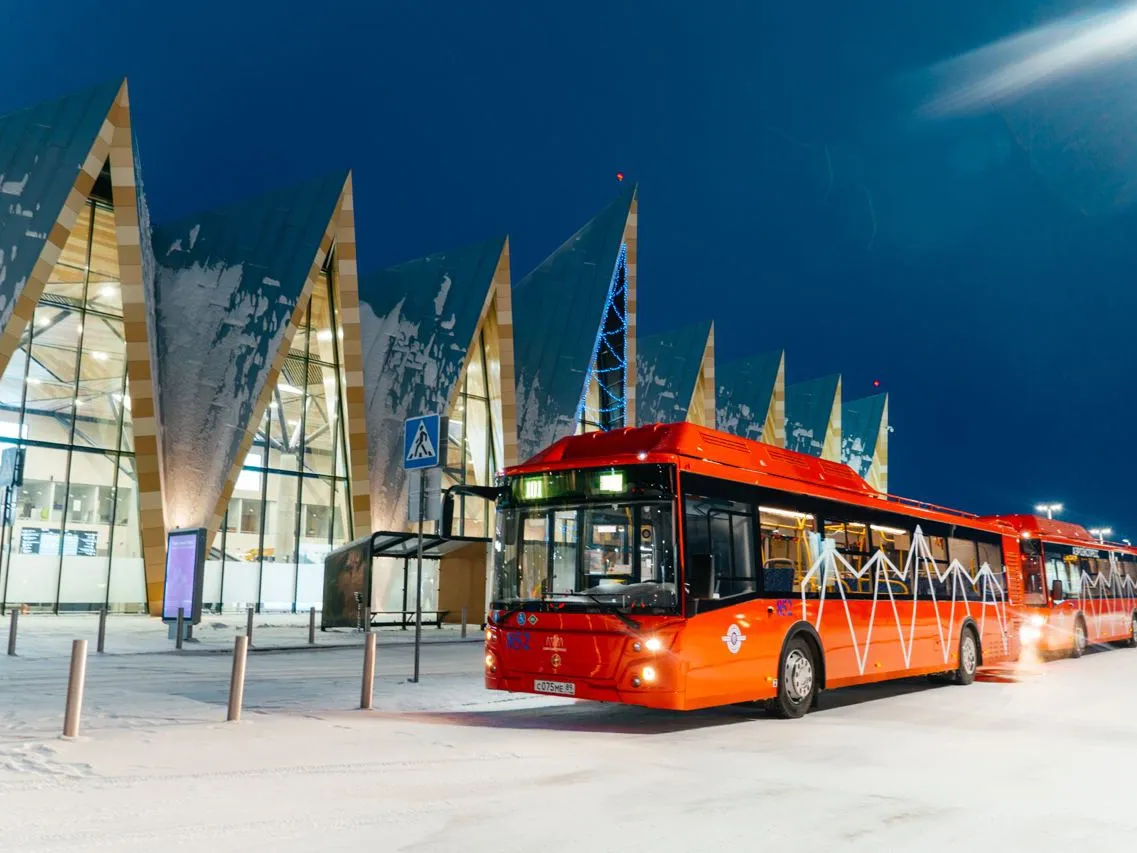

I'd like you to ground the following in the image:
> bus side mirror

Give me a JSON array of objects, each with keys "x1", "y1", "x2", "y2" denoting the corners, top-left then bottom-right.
[
  {"x1": 687, "y1": 554, "x2": 715, "y2": 600},
  {"x1": 1050, "y1": 579, "x2": 1064, "y2": 601}
]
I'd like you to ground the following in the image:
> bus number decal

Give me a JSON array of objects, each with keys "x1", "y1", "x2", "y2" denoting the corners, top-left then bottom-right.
[
  {"x1": 775, "y1": 599, "x2": 793, "y2": 617},
  {"x1": 506, "y1": 632, "x2": 531, "y2": 651}
]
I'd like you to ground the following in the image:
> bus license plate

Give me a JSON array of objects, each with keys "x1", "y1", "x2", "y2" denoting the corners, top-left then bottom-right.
[{"x1": 534, "y1": 679, "x2": 575, "y2": 696}]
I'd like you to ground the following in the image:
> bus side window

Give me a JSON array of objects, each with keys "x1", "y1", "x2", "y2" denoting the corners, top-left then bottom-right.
[
  {"x1": 977, "y1": 541, "x2": 1005, "y2": 598},
  {"x1": 826, "y1": 521, "x2": 875, "y2": 593},
  {"x1": 948, "y1": 538, "x2": 979, "y2": 600},
  {"x1": 759, "y1": 507, "x2": 816, "y2": 595}
]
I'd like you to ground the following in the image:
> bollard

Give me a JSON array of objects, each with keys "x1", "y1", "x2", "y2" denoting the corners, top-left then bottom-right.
[
  {"x1": 97, "y1": 607, "x2": 107, "y2": 654},
  {"x1": 361, "y1": 631, "x2": 376, "y2": 710},
  {"x1": 308, "y1": 606, "x2": 316, "y2": 645},
  {"x1": 62, "y1": 639, "x2": 88, "y2": 738},
  {"x1": 461, "y1": 606, "x2": 467, "y2": 639},
  {"x1": 175, "y1": 607, "x2": 185, "y2": 650},
  {"x1": 362, "y1": 606, "x2": 371, "y2": 632},
  {"x1": 246, "y1": 606, "x2": 254, "y2": 648},
  {"x1": 7, "y1": 607, "x2": 18, "y2": 656},
  {"x1": 227, "y1": 635, "x2": 248, "y2": 722}
]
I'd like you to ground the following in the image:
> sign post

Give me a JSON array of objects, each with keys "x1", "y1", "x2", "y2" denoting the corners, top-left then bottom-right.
[{"x1": 403, "y1": 413, "x2": 446, "y2": 683}]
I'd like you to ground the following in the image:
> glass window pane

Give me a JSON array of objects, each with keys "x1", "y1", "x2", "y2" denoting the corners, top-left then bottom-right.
[
  {"x1": 260, "y1": 473, "x2": 298, "y2": 611},
  {"x1": 297, "y1": 476, "x2": 334, "y2": 610},
  {"x1": 332, "y1": 478, "x2": 351, "y2": 545},
  {"x1": 466, "y1": 394, "x2": 490, "y2": 485},
  {"x1": 203, "y1": 527, "x2": 224, "y2": 612},
  {"x1": 25, "y1": 304, "x2": 82, "y2": 443},
  {"x1": 57, "y1": 451, "x2": 115, "y2": 609},
  {"x1": 56, "y1": 202, "x2": 92, "y2": 273},
  {"x1": 89, "y1": 205, "x2": 120, "y2": 281},
  {"x1": 303, "y1": 363, "x2": 336, "y2": 477},
  {"x1": 75, "y1": 321, "x2": 126, "y2": 450},
  {"x1": 4, "y1": 446, "x2": 69, "y2": 610},
  {"x1": 466, "y1": 343, "x2": 487, "y2": 397},
  {"x1": 107, "y1": 455, "x2": 145, "y2": 613}
]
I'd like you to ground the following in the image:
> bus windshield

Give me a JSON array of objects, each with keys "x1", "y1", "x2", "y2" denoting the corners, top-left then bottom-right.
[{"x1": 491, "y1": 465, "x2": 679, "y2": 613}]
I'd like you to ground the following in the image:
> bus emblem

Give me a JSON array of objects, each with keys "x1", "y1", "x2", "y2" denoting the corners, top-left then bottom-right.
[
  {"x1": 722, "y1": 624, "x2": 747, "y2": 654},
  {"x1": 543, "y1": 634, "x2": 565, "y2": 652},
  {"x1": 551, "y1": 653, "x2": 562, "y2": 669}
]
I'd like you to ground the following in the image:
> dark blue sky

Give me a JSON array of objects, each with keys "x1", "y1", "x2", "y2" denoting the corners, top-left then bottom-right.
[{"x1": 6, "y1": 0, "x2": 1135, "y2": 535}]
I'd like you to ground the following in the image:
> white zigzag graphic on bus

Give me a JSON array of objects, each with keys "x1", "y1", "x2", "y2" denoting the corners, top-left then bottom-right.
[
  {"x1": 1079, "y1": 552, "x2": 1137, "y2": 636},
  {"x1": 798, "y1": 525, "x2": 1009, "y2": 676}
]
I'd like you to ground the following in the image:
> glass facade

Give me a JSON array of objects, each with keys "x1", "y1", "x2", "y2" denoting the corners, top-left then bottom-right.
[
  {"x1": 0, "y1": 168, "x2": 146, "y2": 613},
  {"x1": 203, "y1": 260, "x2": 354, "y2": 613},
  {"x1": 443, "y1": 327, "x2": 499, "y2": 538}
]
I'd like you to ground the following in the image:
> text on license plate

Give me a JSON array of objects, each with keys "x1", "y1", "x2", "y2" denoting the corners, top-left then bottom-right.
[{"x1": 533, "y1": 679, "x2": 576, "y2": 696}]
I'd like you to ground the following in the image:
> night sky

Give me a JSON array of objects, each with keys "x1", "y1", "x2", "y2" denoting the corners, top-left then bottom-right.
[{"x1": 6, "y1": 0, "x2": 1135, "y2": 535}]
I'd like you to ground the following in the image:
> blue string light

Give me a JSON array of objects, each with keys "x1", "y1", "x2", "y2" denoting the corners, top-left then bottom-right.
[{"x1": 577, "y1": 244, "x2": 628, "y2": 427}]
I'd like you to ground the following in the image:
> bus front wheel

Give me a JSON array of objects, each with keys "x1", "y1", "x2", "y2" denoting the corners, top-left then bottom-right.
[
  {"x1": 769, "y1": 635, "x2": 818, "y2": 719},
  {"x1": 954, "y1": 626, "x2": 978, "y2": 686}
]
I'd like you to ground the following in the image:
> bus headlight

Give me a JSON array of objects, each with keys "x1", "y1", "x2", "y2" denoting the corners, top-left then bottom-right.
[
  {"x1": 644, "y1": 637, "x2": 663, "y2": 652},
  {"x1": 485, "y1": 653, "x2": 497, "y2": 673},
  {"x1": 642, "y1": 666, "x2": 657, "y2": 683},
  {"x1": 1031, "y1": 614, "x2": 1046, "y2": 627},
  {"x1": 1019, "y1": 625, "x2": 1041, "y2": 646}
]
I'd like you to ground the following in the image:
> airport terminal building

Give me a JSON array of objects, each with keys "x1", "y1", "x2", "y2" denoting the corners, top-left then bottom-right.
[{"x1": 0, "y1": 80, "x2": 889, "y2": 617}]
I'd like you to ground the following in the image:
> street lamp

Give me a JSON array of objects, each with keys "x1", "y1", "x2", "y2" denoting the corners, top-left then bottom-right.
[
  {"x1": 1035, "y1": 502, "x2": 1063, "y2": 519},
  {"x1": 1089, "y1": 527, "x2": 1112, "y2": 543}
]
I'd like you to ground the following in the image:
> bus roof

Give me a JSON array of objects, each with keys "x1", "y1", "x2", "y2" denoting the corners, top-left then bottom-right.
[
  {"x1": 982, "y1": 514, "x2": 1133, "y2": 552},
  {"x1": 510, "y1": 422, "x2": 1010, "y2": 533}
]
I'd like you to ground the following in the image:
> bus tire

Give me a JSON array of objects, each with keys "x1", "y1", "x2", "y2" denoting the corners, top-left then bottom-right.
[
  {"x1": 770, "y1": 635, "x2": 818, "y2": 719},
  {"x1": 954, "y1": 626, "x2": 979, "y2": 686},
  {"x1": 1072, "y1": 617, "x2": 1087, "y2": 659}
]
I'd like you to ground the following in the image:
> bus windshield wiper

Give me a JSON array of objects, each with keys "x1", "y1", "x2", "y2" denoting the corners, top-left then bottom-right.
[{"x1": 542, "y1": 592, "x2": 641, "y2": 632}]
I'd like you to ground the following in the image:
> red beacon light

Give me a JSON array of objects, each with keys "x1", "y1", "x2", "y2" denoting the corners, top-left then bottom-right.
[
  {"x1": 873, "y1": 379, "x2": 881, "y2": 388},
  {"x1": 616, "y1": 172, "x2": 625, "y2": 182}
]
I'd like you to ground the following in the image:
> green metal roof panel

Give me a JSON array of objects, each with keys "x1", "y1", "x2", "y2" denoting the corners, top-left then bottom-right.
[
  {"x1": 841, "y1": 393, "x2": 887, "y2": 478},
  {"x1": 513, "y1": 185, "x2": 634, "y2": 460},
  {"x1": 785, "y1": 374, "x2": 841, "y2": 457},
  {"x1": 636, "y1": 319, "x2": 711, "y2": 425},
  {"x1": 0, "y1": 80, "x2": 119, "y2": 336},
  {"x1": 149, "y1": 171, "x2": 346, "y2": 528},
  {"x1": 358, "y1": 235, "x2": 505, "y2": 528},
  {"x1": 716, "y1": 351, "x2": 782, "y2": 440}
]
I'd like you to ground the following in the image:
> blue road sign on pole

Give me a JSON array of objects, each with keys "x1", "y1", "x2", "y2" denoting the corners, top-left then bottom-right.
[{"x1": 404, "y1": 414, "x2": 443, "y2": 470}]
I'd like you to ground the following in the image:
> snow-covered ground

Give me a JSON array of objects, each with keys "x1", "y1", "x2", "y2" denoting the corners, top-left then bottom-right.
[{"x1": 3, "y1": 632, "x2": 1137, "y2": 851}]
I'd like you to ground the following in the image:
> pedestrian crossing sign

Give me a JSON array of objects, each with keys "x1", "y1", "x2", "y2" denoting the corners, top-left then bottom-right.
[{"x1": 404, "y1": 414, "x2": 445, "y2": 470}]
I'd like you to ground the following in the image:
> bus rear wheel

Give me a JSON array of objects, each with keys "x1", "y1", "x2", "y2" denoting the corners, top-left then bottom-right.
[
  {"x1": 770, "y1": 635, "x2": 817, "y2": 719},
  {"x1": 1072, "y1": 618, "x2": 1087, "y2": 658}
]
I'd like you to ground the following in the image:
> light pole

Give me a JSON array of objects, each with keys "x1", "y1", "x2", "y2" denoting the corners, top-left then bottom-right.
[
  {"x1": 1089, "y1": 527, "x2": 1112, "y2": 544},
  {"x1": 1035, "y1": 502, "x2": 1063, "y2": 519}
]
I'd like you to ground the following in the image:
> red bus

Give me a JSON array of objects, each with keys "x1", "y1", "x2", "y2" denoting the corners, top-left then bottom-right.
[
  {"x1": 471, "y1": 423, "x2": 1025, "y2": 717},
  {"x1": 983, "y1": 514, "x2": 1137, "y2": 656}
]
